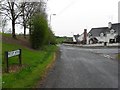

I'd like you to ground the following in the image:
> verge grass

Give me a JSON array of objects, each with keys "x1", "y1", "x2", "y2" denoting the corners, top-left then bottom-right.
[
  {"x1": 118, "y1": 53, "x2": 120, "y2": 60},
  {"x1": 2, "y1": 42, "x2": 58, "y2": 88}
]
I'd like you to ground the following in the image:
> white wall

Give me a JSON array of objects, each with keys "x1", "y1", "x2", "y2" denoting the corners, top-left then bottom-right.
[
  {"x1": 87, "y1": 37, "x2": 90, "y2": 44},
  {"x1": 78, "y1": 33, "x2": 84, "y2": 41},
  {"x1": 73, "y1": 36, "x2": 76, "y2": 42},
  {"x1": 97, "y1": 36, "x2": 105, "y2": 42},
  {"x1": 106, "y1": 33, "x2": 117, "y2": 42},
  {"x1": 87, "y1": 33, "x2": 118, "y2": 44}
]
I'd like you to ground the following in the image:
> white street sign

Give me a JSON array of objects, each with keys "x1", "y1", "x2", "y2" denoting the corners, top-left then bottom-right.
[{"x1": 8, "y1": 50, "x2": 20, "y2": 58}]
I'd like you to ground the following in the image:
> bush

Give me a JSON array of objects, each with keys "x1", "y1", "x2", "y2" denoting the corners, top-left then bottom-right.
[
  {"x1": 30, "y1": 14, "x2": 48, "y2": 49},
  {"x1": 47, "y1": 28, "x2": 56, "y2": 45},
  {"x1": 30, "y1": 13, "x2": 56, "y2": 49}
]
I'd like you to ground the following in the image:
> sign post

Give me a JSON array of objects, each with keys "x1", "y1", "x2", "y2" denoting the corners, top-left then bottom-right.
[
  {"x1": 5, "y1": 51, "x2": 9, "y2": 73},
  {"x1": 5, "y1": 49, "x2": 22, "y2": 73},
  {"x1": 19, "y1": 49, "x2": 22, "y2": 66}
]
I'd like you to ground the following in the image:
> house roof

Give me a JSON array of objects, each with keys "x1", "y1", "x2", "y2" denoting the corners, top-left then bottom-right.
[
  {"x1": 112, "y1": 23, "x2": 120, "y2": 35},
  {"x1": 89, "y1": 23, "x2": 120, "y2": 36},
  {"x1": 88, "y1": 27, "x2": 109, "y2": 37}
]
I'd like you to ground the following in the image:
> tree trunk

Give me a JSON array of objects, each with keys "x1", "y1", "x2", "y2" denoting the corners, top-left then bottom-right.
[
  {"x1": 29, "y1": 13, "x2": 32, "y2": 36},
  {"x1": 23, "y1": 4, "x2": 26, "y2": 38},
  {"x1": 24, "y1": 23, "x2": 26, "y2": 38},
  {"x1": 12, "y1": 19, "x2": 16, "y2": 38},
  {"x1": 29, "y1": 21, "x2": 32, "y2": 36},
  {"x1": 11, "y1": 2, "x2": 16, "y2": 39}
]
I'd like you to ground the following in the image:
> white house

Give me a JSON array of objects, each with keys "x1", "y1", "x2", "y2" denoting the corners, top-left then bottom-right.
[
  {"x1": 73, "y1": 22, "x2": 120, "y2": 44},
  {"x1": 88, "y1": 22, "x2": 120, "y2": 44},
  {"x1": 73, "y1": 36, "x2": 76, "y2": 42},
  {"x1": 73, "y1": 29, "x2": 87, "y2": 44}
]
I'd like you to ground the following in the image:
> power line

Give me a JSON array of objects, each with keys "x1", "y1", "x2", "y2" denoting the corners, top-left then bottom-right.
[{"x1": 57, "y1": 0, "x2": 78, "y2": 16}]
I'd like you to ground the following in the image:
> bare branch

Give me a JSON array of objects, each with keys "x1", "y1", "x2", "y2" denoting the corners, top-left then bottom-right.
[{"x1": 1, "y1": 13, "x2": 12, "y2": 20}]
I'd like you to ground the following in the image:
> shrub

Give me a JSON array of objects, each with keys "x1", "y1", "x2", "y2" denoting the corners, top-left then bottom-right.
[
  {"x1": 47, "y1": 28, "x2": 56, "y2": 45},
  {"x1": 30, "y1": 14, "x2": 48, "y2": 49}
]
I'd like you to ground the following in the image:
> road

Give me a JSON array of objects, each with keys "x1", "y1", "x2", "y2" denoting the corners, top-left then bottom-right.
[{"x1": 40, "y1": 45, "x2": 118, "y2": 88}]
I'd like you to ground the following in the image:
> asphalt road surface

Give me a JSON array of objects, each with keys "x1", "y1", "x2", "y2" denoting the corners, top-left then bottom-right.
[{"x1": 41, "y1": 45, "x2": 118, "y2": 88}]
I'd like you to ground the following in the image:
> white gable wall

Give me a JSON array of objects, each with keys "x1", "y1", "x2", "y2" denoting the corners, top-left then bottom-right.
[
  {"x1": 96, "y1": 36, "x2": 105, "y2": 42},
  {"x1": 87, "y1": 37, "x2": 90, "y2": 44},
  {"x1": 73, "y1": 36, "x2": 76, "y2": 42},
  {"x1": 106, "y1": 33, "x2": 117, "y2": 42},
  {"x1": 87, "y1": 33, "x2": 118, "y2": 44},
  {"x1": 78, "y1": 33, "x2": 84, "y2": 41}
]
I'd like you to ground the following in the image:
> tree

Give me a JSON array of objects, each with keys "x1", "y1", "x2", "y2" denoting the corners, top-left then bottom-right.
[
  {"x1": 20, "y1": 2, "x2": 37, "y2": 38},
  {"x1": 1, "y1": 0, "x2": 22, "y2": 38},
  {"x1": 1, "y1": 16, "x2": 8, "y2": 33},
  {"x1": 19, "y1": 1, "x2": 47, "y2": 38},
  {"x1": 30, "y1": 13, "x2": 48, "y2": 49},
  {"x1": 0, "y1": 0, "x2": 47, "y2": 38},
  {"x1": 47, "y1": 27, "x2": 56, "y2": 45}
]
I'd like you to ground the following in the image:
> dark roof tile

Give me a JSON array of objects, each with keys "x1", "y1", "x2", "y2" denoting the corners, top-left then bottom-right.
[
  {"x1": 89, "y1": 27, "x2": 109, "y2": 37},
  {"x1": 112, "y1": 23, "x2": 120, "y2": 35},
  {"x1": 89, "y1": 23, "x2": 120, "y2": 36}
]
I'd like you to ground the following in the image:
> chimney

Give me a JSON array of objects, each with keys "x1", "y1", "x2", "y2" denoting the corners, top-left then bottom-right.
[
  {"x1": 108, "y1": 22, "x2": 112, "y2": 29},
  {"x1": 83, "y1": 29, "x2": 87, "y2": 44}
]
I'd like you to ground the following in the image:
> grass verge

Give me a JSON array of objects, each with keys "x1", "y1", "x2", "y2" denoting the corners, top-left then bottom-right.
[
  {"x1": 2, "y1": 42, "x2": 58, "y2": 88},
  {"x1": 118, "y1": 53, "x2": 120, "y2": 60}
]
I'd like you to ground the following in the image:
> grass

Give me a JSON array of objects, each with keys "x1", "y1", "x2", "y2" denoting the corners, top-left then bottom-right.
[
  {"x1": 56, "y1": 37, "x2": 66, "y2": 44},
  {"x1": 0, "y1": 41, "x2": 2, "y2": 89},
  {"x1": 118, "y1": 54, "x2": 120, "y2": 59},
  {"x1": 1, "y1": 33, "x2": 29, "y2": 39},
  {"x1": 1, "y1": 33, "x2": 11, "y2": 37},
  {"x1": 2, "y1": 41, "x2": 58, "y2": 88}
]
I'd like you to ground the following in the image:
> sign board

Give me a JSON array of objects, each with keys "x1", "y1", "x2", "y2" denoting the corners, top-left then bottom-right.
[
  {"x1": 8, "y1": 50, "x2": 20, "y2": 58},
  {"x1": 5, "y1": 49, "x2": 22, "y2": 73}
]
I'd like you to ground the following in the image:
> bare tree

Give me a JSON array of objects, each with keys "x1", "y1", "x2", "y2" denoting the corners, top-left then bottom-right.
[
  {"x1": 0, "y1": 0, "x2": 22, "y2": 38},
  {"x1": 0, "y1": 0, "x2": 48, "y2": 38},
  {"x1": 1, "y1": 16, "x2": 8, "y2": 33},
  {"x1": 19, "y1": 1, "x2": 47, "y2": 38}
]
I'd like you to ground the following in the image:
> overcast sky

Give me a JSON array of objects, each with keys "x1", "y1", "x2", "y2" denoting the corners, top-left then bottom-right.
[
  {"x1": 2, "y1": 0, "x2": 119, "y2": 37},
  {"x1": 47, "y1": 0, "x2": 119, "y2": 37}
]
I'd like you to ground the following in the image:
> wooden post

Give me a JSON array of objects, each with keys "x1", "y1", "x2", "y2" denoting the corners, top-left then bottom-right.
[
  {"x1": 4, "y1": 49, "x2": 22, "y2": 73},
  {"x1": 19, "y1": 49, "x2": 22, "y2": 66},
  {"x1": 5, "y1": 51, "x2": 9, "y2": 73}
]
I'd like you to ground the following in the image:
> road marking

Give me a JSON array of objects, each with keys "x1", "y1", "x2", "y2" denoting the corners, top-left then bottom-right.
[{"x1": 103, "y1": 54, "x2": 114, "y2": 59}]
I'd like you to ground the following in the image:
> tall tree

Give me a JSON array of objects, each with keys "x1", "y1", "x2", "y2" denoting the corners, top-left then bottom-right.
[
  {"x1": 0, "y1": 0, "x2": 22, "y2": 38},
  {"x1": 20, "y1": 1, "x2": 47, "y2": 38},
  {"x1": 0, "y1": 0, "x2": 48, "y2": 38},
  {"x1": 1, "y1": 16, "x2": 8, "y2": 33},
  {"x1": 30, "y1": 13, "x2": 48, "y2": 49}
]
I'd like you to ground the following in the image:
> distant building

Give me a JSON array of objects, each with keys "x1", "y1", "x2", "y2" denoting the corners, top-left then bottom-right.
[
  {"x1": 74, "y1": 22, "x2": 120, "y2": 44},
  {"x1": 88, "y1": 27, "x2": 109, "y2": 44},
  {"x1": 73, "y1": 34, "x2": 80, "y2": 43},
  {"x1": 73, "y1": 29, "x2": 87, "y2": 44},
  {"x1": 88, "y1": 22, "x2": 120, "y2": 44}
]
